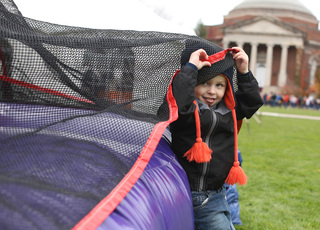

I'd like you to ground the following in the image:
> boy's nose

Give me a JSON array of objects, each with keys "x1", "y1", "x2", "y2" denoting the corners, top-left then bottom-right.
[{"x1": 207, "y1": 86, "x2": 216, "y2": 94}]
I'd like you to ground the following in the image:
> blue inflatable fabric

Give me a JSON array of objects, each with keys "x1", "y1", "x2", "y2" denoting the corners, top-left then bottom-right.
[{"x1": 101, "y1": 138, "x2": 194, "y2": 230}]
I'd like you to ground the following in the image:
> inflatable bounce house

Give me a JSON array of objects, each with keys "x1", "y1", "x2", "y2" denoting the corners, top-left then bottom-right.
[{"x1": 0, "y1": 0, "x2": 242, "y2": 229}]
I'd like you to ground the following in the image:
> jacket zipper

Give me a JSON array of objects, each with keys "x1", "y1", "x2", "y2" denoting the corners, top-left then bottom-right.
[{"x1": 198, "y1": 110, "x2": 217, "y2": 191}]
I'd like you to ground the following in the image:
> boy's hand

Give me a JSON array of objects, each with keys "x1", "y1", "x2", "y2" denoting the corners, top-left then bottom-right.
[
  {"x1": 231, "y1": 47, "x2": 249, "y2": 74},
  {"x1": 188, "y1": 49, "x2": 211, "y2": 70}
]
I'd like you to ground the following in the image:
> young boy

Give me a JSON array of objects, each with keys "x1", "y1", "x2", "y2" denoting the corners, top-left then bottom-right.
[{"x1": 170, "y1": 41, "x2": 263, "y2": 230}]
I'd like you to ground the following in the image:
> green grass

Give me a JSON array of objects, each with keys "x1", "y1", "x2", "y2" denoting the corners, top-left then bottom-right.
[{"x1": 235, "y1": 105, "x2": 320, "y2": 230}]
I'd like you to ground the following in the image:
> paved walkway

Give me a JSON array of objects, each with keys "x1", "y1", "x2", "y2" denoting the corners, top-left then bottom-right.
[{"x1": 257, "y1": 111, "x2": 320, "y2": 120}]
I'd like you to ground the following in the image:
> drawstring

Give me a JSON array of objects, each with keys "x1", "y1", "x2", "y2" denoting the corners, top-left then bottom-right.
[
  {"x1": 225, "y1": 109, "x2": 247, "y2": 185},
  {"x1": 183, "y1": 100, "x2": 212, "y2": 163}
]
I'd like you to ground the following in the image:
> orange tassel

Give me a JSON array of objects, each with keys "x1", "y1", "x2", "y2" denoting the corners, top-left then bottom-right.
[
  {"x1": 184, "y1": 137, "x2": 212, "y2": 163},
  {"x1": 183, "y1": 100, "x2": 212, "y2": 163},
  {"x1": 225, "y1": 161, "x2": 247, "y2": 185}
]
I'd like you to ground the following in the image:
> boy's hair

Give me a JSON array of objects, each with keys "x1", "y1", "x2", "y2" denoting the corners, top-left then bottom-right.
[{"x1": 180, "y1": 40, "x2": 235, "y2": 85}]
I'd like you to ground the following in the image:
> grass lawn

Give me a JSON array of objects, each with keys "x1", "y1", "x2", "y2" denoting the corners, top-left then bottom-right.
[{"x1": 235, "y1": 106, "x2": 320, "y2": 230}]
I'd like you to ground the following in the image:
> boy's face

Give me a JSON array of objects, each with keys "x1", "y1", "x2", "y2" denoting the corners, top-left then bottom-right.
[{"x1": 194, "y1": 75, "x2": 227, "y2": 107}]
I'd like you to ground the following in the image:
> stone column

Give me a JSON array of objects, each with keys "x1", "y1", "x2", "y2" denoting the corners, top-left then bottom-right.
[
  {"x1": 223, "y1": 40, "x2": 229, "y2": 49},
  {"x1": 250, "y1": 43, "x2": 258, "y2": 75},
  {"x1": 265, "y1": 43, "x2": 274, "y2": 87},
  {"x1": 295, "y1": 46, "x2": 303, "y2": 87},
  {"x1": 278, "y1": 44, "x2": 288, "y2": 87}
]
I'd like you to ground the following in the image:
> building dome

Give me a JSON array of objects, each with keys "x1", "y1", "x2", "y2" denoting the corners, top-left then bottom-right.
[
  {"x1": 234, "y1": 0, "x2": 311, "y2": 15},
  {"x1": 226, "y1": 0, "x2": 318, "y2": 25}
]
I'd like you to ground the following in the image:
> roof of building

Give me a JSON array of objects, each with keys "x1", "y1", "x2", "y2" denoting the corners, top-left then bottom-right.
[{"x1": 233, "y1": 0, "x2": 312, "y2": 15}]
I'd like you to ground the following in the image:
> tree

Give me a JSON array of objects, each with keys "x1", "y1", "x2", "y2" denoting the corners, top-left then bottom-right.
[{"x1": 195, "y1": 20, "x2": 207, "y2": 38}]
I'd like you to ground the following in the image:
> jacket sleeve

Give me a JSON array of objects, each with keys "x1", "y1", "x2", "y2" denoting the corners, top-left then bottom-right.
[
  {"x1": 172, "y1": 65, "x2": 198, "y2": 115},
  {"x1": 235, "y1": 70, "x2": 264, "y2": 120}
]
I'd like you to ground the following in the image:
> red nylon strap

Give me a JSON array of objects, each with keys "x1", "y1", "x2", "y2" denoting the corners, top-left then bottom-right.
[
  {"x1": 0, "y1": 75, "x2": 94, "y2": 104},
  {"x1": 202, "y1": 48, "x2": 237, "y2": 64}
]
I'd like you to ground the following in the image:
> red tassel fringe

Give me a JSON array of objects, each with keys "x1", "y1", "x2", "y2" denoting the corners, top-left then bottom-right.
[
  {"x1": 184, "y1": 138, "x2": 212, "y2": 163},
  {"x1": 225, "y1": 161, "x2": 247, "y2": 185}
]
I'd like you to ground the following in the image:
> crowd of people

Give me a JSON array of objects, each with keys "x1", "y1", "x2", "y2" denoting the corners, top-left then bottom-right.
[{"x1": 262, "y1": 92, "x2": 320, "y2": 110}]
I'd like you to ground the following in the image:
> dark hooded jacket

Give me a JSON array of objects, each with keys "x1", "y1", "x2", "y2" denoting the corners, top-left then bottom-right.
[{"x1": 170, "y1": 53, "x2": 263, "y2": 191}]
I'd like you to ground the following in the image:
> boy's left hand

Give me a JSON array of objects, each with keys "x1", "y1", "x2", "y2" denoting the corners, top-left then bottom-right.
[{"x1": 231, "y1": 47, "x2": 249, "y2": 74}]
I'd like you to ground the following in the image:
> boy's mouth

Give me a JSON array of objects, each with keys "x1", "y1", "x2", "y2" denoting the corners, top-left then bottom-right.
[{"x1": 204, "y1": 97, "x2": 216, "y2": 105}]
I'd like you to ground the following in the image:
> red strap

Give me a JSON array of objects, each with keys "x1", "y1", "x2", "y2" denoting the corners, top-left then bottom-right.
[
  {"x1": 0, "y1": 75, "x2": 94, "y2": 104},
  {"x1": 202, "y1": 48, "x2": 238, "y2": 64}
]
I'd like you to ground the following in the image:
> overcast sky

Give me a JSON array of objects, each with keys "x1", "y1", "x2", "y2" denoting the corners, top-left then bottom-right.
[{"x1": 13, "y1": 0, "x2": 320, "y2": 34}]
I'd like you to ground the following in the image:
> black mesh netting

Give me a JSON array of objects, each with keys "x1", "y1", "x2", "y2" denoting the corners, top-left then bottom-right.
[{"x1": 0, "y1": 0, "x2": 233, "y2": 229}]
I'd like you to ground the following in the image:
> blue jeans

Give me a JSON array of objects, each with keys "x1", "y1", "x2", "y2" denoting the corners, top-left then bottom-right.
[{"x1": 191, "y1": 187, "x2": 236, "y2": 230}]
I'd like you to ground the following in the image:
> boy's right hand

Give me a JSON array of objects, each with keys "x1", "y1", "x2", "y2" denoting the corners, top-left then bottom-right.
[{"x1": 188, "y1": 49, "x2": 211, "y2": 70}]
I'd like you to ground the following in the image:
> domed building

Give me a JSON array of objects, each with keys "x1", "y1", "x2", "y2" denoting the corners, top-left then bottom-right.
[{"x1": 205, "y1": 0, "x2": 320, "y2": 96}]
